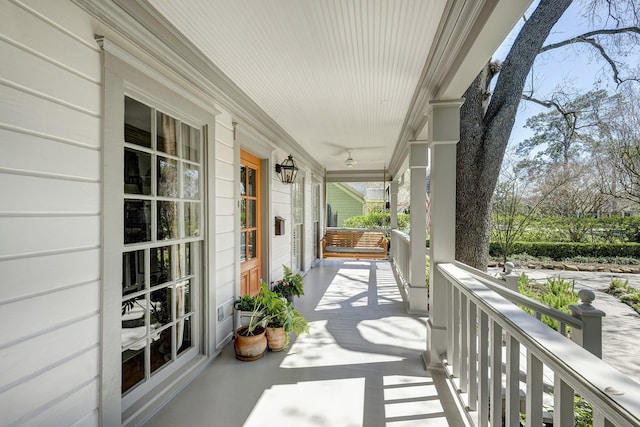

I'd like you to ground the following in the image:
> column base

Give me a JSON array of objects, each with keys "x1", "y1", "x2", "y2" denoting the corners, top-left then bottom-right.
[
  {"x1": 426, "y1": 318, "x2": 447, "y2": 368},
  {"x1": 408, "y1": 285, "x2": 428, "y2": 314}
]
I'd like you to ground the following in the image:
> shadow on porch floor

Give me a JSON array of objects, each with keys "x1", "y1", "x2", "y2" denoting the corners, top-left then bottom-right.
[{"x1": 146, "y1": 259, "x2": 465, "y2": 427}]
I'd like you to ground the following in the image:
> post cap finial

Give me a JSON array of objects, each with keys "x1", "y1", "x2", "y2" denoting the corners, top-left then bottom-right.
[{"x1": 578, "y1": 289, "x2": 596, "y2": 306}]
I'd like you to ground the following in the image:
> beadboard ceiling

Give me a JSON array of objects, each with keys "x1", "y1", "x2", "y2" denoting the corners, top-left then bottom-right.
[{"x1": 148, "y1": 0, "x2": 447, "y2": 173}]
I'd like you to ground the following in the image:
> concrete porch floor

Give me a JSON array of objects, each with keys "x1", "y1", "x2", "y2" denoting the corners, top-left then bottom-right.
[{"x1": 145, "y1": 259, "x2": 466, "y2": 426}]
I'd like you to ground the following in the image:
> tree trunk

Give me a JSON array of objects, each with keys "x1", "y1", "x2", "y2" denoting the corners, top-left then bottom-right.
[{"x1": 455, "y1": 0, "x2": 573, "y2": 270}]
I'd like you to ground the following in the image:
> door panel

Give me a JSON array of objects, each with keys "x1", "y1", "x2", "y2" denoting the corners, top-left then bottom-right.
[{"x1": 240, "y1": 150, "x2": 262, "y2": 296}]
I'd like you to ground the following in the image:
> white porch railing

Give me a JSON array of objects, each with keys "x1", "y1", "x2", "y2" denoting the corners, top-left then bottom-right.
[
  {"x1": 454, "y1": 262, "x2": 605, "y2": 357},
  {"x1": 438, "y1": 262, "x2": 640, "y2": 427},
  {"x1": 390, "y1": 229, "x2": 411, "y2": 297}
]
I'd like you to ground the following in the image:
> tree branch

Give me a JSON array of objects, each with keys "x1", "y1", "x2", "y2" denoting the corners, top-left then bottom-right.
[
  {"x1": 521, "y1": 94, "x2": 565, "y2": 111},
  {"x1": 540, "y1": 27, "x2": 640, "y2": 53},
  {"x1": 539, "y1": 27, "x2": 640, "y2": 85}
]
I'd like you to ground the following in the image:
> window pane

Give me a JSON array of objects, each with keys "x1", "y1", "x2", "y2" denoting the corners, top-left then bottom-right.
[
  {"x1": 122, "y1": 250, "x2": 145, "y2": 296},
  {"x1": 122, "y1": 345, "x2": 145, "y2": 394},
  {"x1": 176, "y1": 279, "x2": 192, "y2": 317},
  {"x1": 240, "y1": 232, "x2": 246, "y2": 262},
  {"x1": 183, "y1": 163, "x2": 199, "y2": 199},
  {"x1": 150, "y1": 287, "x2": 172, "y2": 327},
  {"x1": 240, "y1": 165, "x2": 246, "y2": 195},
  {"x1": 248, "y1": 199, "x2": 256, "y2": 228},
  {"x1": 184, "y1": 202, "x2": 200, "y2": 237},
  {"x1": 185, "y1": 242, "x2": 195, "y2": 276},
  {"x1": 157, "y1": 201, "x2": 178, "y2": 240},
  {"x1": 157, "y1": 111, "x2": 177, "y2": 155},
  {"x1": 176, "y1": 242, "x2": 197, "y2": 279},
  {"x1": 177, "y1": 315, "x2": 193, "y2": 356},
  {"x1": 125, "y1": 97, "x2": 151, "y2": 148},
  {"x1": 124, "y1": 149, "x2": 151, "y2": 195},
  {"x1": 157, "y1": 157, "x2": 178, "y2": 198},
  {"x1": 248, "y1": 230, "x2": 256, "y2": 259},
  {"x1": 122, "y1": 294, "x2": 147, "y2": 348},
  {"x1": 150, "y1": 326, "x2": 172, "y2": 374},
  {"x1": 247, "y1": 167, "x2": 256, "y2": 196},
  {"x1": 240, "y1": 199, "x2": 246, "y2": 229},
  {"x1": 181, "y1": 123, "x2": 200, "y2": 162},
  {"x1": 124, "y1": 200, "x2": 151, "y2": 244},
  {"x1": 150, "y1": 246, "x2": 172, "y2": 286}
]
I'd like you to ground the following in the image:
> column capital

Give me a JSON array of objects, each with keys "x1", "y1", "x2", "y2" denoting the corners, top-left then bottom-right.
[
  {"x1": 429, "y1": 99, "x2": 464, "y2": 147},
  {"x1": 409, "y1": 142, "x2": 428, "y2": 168},
  {"x1": 429, "y1": 98, "x2": 465, "y2": 108}
]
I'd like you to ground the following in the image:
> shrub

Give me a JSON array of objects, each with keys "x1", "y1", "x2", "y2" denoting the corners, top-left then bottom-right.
[
  {"x1": 343, "y1": 212, "x2": 410, "y2": 231},
  {"x1": 490, "y1": 241, "x2": 640, "y2": 261},
  {"x1": 517, "y1": 275, "x2": 578, "y2": 330},
  {"x1": 606, "y1": 279, "x2": 640, "y2": 314}
]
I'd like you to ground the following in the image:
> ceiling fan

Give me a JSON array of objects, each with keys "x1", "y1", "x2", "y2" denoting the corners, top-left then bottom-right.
[{"x1": 345, "y1": 149, "x2": 357, "y2": 168}]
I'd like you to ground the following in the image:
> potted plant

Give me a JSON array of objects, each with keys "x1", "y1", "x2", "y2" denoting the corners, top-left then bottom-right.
[
  {"x1": 233, "y1": 292, "x2": 268, "y2": 361},
  {"x1": 271, "y1": 265, "x2": 304, "y2": 303},
  {"x1": 233, "y1": 294, "x2": 262, "y2": 328},
  {"x1": 261, "y1": 282, "x2": 309, "y2": 351}
]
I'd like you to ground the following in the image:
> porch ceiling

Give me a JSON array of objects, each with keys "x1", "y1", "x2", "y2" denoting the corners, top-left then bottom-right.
[{"x1": 145, "y1": 0, "x2": 529, "y2": 176}]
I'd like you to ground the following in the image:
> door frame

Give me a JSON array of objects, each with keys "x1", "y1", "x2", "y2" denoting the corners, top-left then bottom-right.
[
  {"x1": 235, "y1": 125, "x2": 273, "y2": 294},
  {"x1": 239, "y1": 149, "x2": 263, "y2": 295}
]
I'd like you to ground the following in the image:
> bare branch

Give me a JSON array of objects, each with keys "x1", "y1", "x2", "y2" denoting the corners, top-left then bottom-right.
[
  {"x1": 539, "y1": 27, "x2": 640, "y2": 85},
  {"x1": 540, "y1": 27, "x2": 640, "y2": 53},
  {"x1": 521, "y1": 94, "x2": 565, "y2": 111}
]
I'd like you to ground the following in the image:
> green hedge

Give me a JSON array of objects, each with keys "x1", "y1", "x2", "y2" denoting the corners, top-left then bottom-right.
[
  {"x1": 489, "y1": 241, "x2": 640, "y2": 260},
  {"x1": 344, "y1": 213, "x2": 410, "y2": 230}
]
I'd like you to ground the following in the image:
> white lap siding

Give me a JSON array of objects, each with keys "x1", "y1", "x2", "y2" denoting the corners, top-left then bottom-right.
[
  {"x1": 0, "y1": 1, "x2": 101, "y2": 425},
  {"x1": 214, "y1": 112, "x2": 236, "y2": 347}
]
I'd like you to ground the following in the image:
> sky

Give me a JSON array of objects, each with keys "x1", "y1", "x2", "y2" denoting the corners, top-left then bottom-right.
[{"x1": 492, "y1": 1, "x2": 639, "y2": 150}]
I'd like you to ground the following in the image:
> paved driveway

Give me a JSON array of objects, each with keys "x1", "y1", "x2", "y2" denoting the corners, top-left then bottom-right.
[{"x1": 490, "y1": 267, "x2": 640, "y2": 383}]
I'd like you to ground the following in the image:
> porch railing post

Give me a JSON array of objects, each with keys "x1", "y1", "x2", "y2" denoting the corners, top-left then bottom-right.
[
  {"x1": 425, "y1": 99, "x2": 463, "y2": 367},
  {"x1": 408, "y1": 142, "x2": 428, "y2": 315},
  {"x1": 570, "y1": 289, "x2": 605, "y2": 358},
  {"x1": 390, "y1": 180, "x2": 398, "y2": 229},
  {"x1": 503, "y1": 262, "x2": 519, "y2": 292}
]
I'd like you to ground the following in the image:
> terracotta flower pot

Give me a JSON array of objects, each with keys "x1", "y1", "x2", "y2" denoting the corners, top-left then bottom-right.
[
  {"x1": 266, "y1": 326, "x2": 287, "y2": 352},
  {"x1": 234, "y1": 326, "x2": 267, "y2": 361}
]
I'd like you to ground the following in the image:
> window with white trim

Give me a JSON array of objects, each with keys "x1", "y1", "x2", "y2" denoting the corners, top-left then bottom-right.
[{"x1": 121, "y1": 96, "x2": 203, "y2": 396}]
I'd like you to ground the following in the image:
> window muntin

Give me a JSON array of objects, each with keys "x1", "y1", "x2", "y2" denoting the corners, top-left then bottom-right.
[{"x1": 121, "y1": 96, "x2": 202, "y2": 395}]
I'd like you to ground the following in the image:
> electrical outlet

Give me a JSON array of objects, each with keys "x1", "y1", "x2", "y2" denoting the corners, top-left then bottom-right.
[{"x1": 217, "y1": 307, "x2": 224, "y2": 321}]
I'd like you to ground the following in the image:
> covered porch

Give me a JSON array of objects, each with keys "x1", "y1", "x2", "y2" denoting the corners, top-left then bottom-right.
[
  {"x1": 147, "y1": 259, "x2": 466, "y2": 426},
  {"x1": 147, "y1": 256, "x2": 640, "y2": 427}
]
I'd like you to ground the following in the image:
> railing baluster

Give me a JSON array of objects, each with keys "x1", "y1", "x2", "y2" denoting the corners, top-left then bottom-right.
[
  {"x1": 554, "y1": 376, "x2": 574, "y2": 426},
  {"x1": 453, "y1": 287, "x2": 461, "y2": 377},
  {"x1": 490, "y1": 320, "x2": 503, "y2": 427},
  {"x1": 505, "y1": 335, "x2": 520, "y2": 427},
  {"x1": 526, "y1": 352, "x2": 543, "y2": 427},
  {"x1": 468, "y1": 300, "x2": 478, "y2": 411},
  {"x1": 437, "y1": 262, "x2": 639, "y2": 427},
  {"x1": 559, "y1": 321, "x2": 566, "y2": 337},
  {"x1": 460, "y1": 292, "x2": 468, "y2": 393},
  {"x1": 479, "y1": 310, "x2": 489, "y2": 427}
]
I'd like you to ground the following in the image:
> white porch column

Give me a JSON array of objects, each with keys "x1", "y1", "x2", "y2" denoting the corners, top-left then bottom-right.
[
  {"x1": 426, "y1": 99, "x2": 463, "y2": 367},
  {"x1": 390, "y1": 180, "x2": 399, "y2": 229},
  {"x1": 408, "y1": 142, "x2": 428, "y2": 314}
]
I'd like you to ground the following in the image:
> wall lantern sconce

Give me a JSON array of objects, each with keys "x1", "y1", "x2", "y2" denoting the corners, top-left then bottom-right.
[{"x1": 275, "y1": 154, "x2": 298, "y2": 184}]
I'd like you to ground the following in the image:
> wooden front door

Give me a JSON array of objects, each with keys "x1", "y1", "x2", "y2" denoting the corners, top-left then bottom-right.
[{"x1": 240, "y1": 150, "x2": 262, "y2": 296}]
